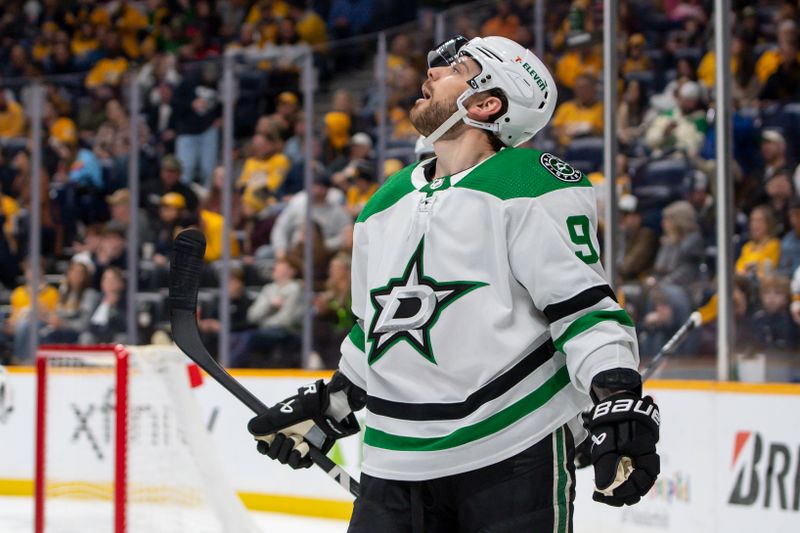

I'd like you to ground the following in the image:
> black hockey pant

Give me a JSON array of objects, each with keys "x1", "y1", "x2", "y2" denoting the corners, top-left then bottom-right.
[{"x1": 347, "y1": 425, "x2": 575, "y2": 533}]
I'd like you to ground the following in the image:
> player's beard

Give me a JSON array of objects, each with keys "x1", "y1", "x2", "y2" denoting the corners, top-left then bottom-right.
[{"x1": 410, "y1": 94, "x2": 466, "y2": 140}]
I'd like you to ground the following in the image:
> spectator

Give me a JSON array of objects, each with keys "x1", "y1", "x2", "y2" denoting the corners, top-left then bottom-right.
[
  {"x1": 141, "y1": 154, "x2": 199, "y2": 217},
  {"x1": 152, "y1": 192, "x2": 188, "y2": 266},
  {"x1": 286, "y1": 221, "x2": 333, "y2": 290},
  {"x1": 321, "y1": 111, "x2": 351, "y2": 165},
  {"x1": 736, "y1": 204, "x2": 781, "y2": 279},
  {"x1": 287, "y1": 0, "x2": 327, "y2": 46},
  {"x1": 3, "y1": 44, "x2": 29, "y2": 78},
  {"x1": 618, "y1": 194, "x2": 658, "y2": 282},
  {"x1": 552, "y1": 73, "x2": 603, "y2": 147},
  {"x1": 4, "y1": 261, "x2": 59, "y2": 362},
  {"x1": 144, "y1": 80, "x2": 177, "y2": 151},
  {"x1": 280, "y1": 108, "x2": 304, "y2": 164},
  {"x1": 46, "y1": 41, "x2": 76, "y2": 75},
  {"x1": 80, "y1": 266, "x2": 127, "y2": 345},
  {"x1": 172, "y1": 61, "x2": 221, "y2": 187},
  {"x1": 555, "y1": 42, "x2": 601, "y2": 92},
  {"x1": 198, "y1": 266, "x2": 254, "y2": 363},
  {"x1": 76, "y1": 93, "x2": 110, "y2": 141},
  {"x1": 639, "y1": 283, "x2": 698, "y2": 357},
  {"x1": 761, "y1": 130, "x2": 790, "y2": 182},
  {"x1": 698, "y1": 34, "x2": 759, "y2": 105},
  {"x1": 622, "y1": 33, "x2": 651, "y2": 74},
  {"x1": 617, "y1": 79, "x2": 647, "y2": 151},
  {"x1": 645, "y1": 80, "x2": 706, "y2": 157},
  {"x1": 480, "y1": 1, "x2": 521, "y2": 42},
  {"x1": 237, "y1": 132, "x2": 291, "y2": 195},
  {"x1": 271, "y1": 166, "x2": 351, "y2": 258},
  {"x1": 53, "y1": 139, "x2": 104, "y2": 191},
  {"x1": 759, "y1": 20, "x2": 800, "y2": 104},
  {"x1": 763, "y1": 170, "x2": 794, "y2": 236},
  {"x1": 779, "y1": 198, "x2": 800, "y2": 276},
  {"x1": 386, "y1": 33, "x2": 416, "y2": 73},
  {"x1": 43, "y1": 260, "x2": 99, "y2": 344},
  {"x1": 243, "y1": 257, "x2": 304, "y2": 367},
  {"x1": 199, "y1": 207, "x2": 241, "y2": 263},
  {"x1": 328, "y1": 0, "x2": 374, "y2": 40},
  {"x1": 650, "y1": 200, "x2": 705, "y2": 287},
  {"x1": 313, "y1": 252, "x2": 354, "y2": 368},
  {"x1": 92, "y1": 226, "x2": 128, "y2": 289},
  {"x1": 71, "y1": 21, "x2": 101, "y2": 66},
  {"x1": 84, "y1": 32, "x2": 129, "y2": 90},
  {"x1": 241, "y1": 187, "x2": 278, "y2": 258},
  {"x1": 751, "y1": 275, "x2": 796, "y2": 351},
  {"x1": 684, "y1": 168, "x2": 715, "y2": 241},
  {"x1": 0, "y1": 91, "x2": 25, "y2": 138},
  {"x1": 71, "y1": 224, "x2": 105, "y2": 269},
  {"x1": 330, "y1": 132, "x2": 373, "y2": 174},
  {"x1": 204, "y1": 166, "x2": 243, "y2": 228},
  {"x1": 343, "y1": 160, "x2": 378, "y2": 218},
  {"x1": 106, "y1": 188, "x2": 156, "y2": 246},
  {"x1": 269, "y1": 91, "x2": 301, "y2": 141},
  {"x1": 755, "y1": 20, "x2": 797, "y2": 85},
  {"x1": 13, "y1": 150, "x2": 62, "y2": 256},
  {"x1": 0, "y1": 190, "x2": 19, "y2": 288}
]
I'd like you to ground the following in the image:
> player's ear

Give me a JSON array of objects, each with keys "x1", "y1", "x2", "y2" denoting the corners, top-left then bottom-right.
[{"x1": 466, "y1": 94, "x2": 502, "y2": 122}]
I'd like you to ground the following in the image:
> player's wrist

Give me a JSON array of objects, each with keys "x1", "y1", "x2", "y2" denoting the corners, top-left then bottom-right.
[{"x1": 590, "y1": 367, "x2": 642, "y2": 403}]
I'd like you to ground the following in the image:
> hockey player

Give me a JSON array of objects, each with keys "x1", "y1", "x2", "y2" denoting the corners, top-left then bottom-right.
[{"x1": 248, "y1": 35, "x2": 660, "y2": 531}]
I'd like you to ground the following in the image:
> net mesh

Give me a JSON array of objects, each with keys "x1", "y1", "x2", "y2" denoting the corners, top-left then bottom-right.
[{"x1": 38, "y1": 345, "x2": 260, "y2": 533}]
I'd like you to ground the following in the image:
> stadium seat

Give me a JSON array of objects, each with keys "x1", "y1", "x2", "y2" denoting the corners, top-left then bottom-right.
[
  {"x1": 674, "y1": 47, "x2": 703, "y2": 66},
  {"x1": 564, "y1": 137, "x2": 604, "y2": 173},
  {"x1": 632, "y1": 158, "x2": 690, "y2": 216},
  {"x1": 625, "y1": 71, "x2": 655, "y2": 97},
  {"x1": 779, "y1": 103, "x2": 800, "y2": 163}
]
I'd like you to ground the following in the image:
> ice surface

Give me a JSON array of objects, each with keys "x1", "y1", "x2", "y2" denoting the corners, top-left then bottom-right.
[{"x1": 0, "y1": 496, "x2": 348, "y2": 533}]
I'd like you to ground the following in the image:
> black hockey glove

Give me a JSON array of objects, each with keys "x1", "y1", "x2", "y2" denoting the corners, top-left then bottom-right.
[
  {"x1": 586, "y1": 370, "x2": 660, "y2": 507},
  {"x1": 247, "y1": 372, "x2": 365, "y2": 469}
]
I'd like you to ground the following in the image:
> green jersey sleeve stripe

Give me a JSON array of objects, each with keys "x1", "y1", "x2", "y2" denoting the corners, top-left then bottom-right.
[
  {"x1": 553, "y1": 309, "x2": 634, "y2": 353},
  {"x1": 347, "y1": 323, "x2": 365, "y2": 352},
  {"x1": 363, "y1": 365, "x2": 570, "y2": 451}
]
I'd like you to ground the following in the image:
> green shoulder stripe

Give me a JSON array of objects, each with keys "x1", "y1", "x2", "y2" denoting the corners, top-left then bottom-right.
[
  {"x1": 357, "y1": 163, "x2": 418, "y2": 223},
  {"x1": 455, "y1": 147, "x2": 591, "y2": 200},
  {"x1": 553, "y1": 309, "x2": 634, "y2": 353}
]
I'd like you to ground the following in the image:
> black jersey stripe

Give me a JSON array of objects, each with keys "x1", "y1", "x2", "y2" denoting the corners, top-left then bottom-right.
[
  {"x1": 543, "y1": 285, "x2": 617, "y2": 324},
  {"x1": 366, "y1": 339, "x2": 556, "y2": 421}
]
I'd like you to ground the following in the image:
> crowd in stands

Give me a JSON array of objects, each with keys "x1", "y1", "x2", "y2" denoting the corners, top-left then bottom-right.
[{"x1": 1, "y1": 0, "x2": 800, "y2": 375}]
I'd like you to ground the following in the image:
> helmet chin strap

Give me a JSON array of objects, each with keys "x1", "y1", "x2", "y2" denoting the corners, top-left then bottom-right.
[{"x1": 421, "y1": 87, "x2": 500, "y2": 149}]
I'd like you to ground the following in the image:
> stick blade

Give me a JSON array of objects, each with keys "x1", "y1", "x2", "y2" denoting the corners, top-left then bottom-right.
[{"x1": 169, "y1": 228, "x2": 206, "y2": 312}]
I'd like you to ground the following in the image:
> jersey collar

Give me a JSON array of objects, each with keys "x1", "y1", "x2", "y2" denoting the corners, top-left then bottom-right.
[{"x1": 409, "y1": 151, "x2": 500, "y2": 191}]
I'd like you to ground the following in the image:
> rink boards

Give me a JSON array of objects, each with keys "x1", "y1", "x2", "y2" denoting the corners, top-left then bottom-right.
[{"x1": 1, "y1": 366, "x2": 799, "y2": 531}]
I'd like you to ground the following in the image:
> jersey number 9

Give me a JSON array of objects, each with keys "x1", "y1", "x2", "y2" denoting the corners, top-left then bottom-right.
[{"x1": 566, "y1": 215, "x2": 599, "y2": 264}]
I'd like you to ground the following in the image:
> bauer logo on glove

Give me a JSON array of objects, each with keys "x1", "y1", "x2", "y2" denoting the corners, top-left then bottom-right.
[{"x1": 585, "y1": 392, "x2": 661, "y2": 507}]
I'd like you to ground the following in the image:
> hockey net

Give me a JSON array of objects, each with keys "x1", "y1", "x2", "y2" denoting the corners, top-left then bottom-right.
[{"x1": 34, "y1": 344, "x2": 260, "y2": 533}]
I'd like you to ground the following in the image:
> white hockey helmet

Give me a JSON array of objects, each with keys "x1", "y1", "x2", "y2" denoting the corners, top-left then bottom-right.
[{"x1": 423, "y1": 35, "x2": 557, "y2": 148}]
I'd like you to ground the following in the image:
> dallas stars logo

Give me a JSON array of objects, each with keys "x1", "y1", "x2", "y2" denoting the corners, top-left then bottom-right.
[{"x1": 367, "y1": 237, "x2": 486, "y2": 365}]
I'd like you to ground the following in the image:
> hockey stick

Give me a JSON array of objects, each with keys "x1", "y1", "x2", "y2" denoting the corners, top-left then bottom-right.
[
  {"x1": 169, "y1": 228, "x2": 359, "y2": 498},
  {"x1": 640, "y1": 294, "x2": 717, "y2": 382}
]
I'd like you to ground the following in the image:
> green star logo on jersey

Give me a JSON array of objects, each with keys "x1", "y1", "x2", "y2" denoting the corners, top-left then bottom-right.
[{"x1": 367, "y1": 237, "x2": 487, "y2": 366}]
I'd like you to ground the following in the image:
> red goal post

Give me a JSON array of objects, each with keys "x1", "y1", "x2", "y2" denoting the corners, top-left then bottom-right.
[{"x1": 34, "y1": 344, "x2": 259, "y2": 533}]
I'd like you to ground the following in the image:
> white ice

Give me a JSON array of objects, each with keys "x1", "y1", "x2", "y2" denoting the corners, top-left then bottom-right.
[{"x1": 0, "y1": 496, "x2": 348, "y2": 533}]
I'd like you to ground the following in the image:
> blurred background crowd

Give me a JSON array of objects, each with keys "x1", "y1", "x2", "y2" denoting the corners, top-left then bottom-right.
[{"x1": 0, "y1": 0, "x2": 799, "y2": 378}]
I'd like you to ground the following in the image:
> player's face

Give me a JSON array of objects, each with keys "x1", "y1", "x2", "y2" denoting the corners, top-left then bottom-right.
[{"x1": 410, "y1": 57, "x2": 481, "y2": 138}]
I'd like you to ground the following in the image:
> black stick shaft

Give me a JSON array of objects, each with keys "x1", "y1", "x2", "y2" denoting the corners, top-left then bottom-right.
[{"x1": 169, "y1": 229, "x2": 359, "y2": 498}]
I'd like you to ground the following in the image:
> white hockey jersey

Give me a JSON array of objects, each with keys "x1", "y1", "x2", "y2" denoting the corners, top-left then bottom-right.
[{"x1": 338, "y1": 147, "x2": 639, "y2": 481}]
